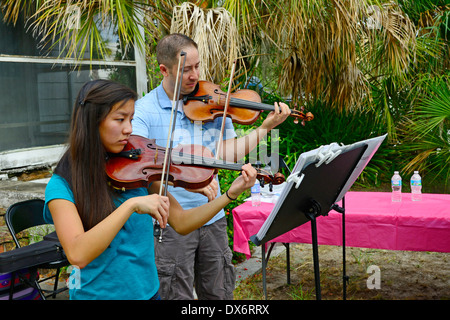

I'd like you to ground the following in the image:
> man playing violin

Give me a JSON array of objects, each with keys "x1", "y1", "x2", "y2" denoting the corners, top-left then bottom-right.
[{"x1": 132, "y1": 33, "x2": 290, "y2": 300}]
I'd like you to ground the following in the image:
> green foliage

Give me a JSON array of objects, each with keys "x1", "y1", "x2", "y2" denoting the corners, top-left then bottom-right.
[
  {"x1": 146, "y1": 51, "x2": 163, "y2": 92},
  {"x1": 218, "y1": 169, "x2": 250, "y2": 263},
  {"x1": 398, "y1": 74, "x2": 450, "y2": 191},
  {"x1": 264, "y1": 99, "x2": 394, "y2": 188}
]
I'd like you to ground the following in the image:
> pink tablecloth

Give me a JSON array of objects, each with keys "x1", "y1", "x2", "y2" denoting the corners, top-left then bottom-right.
[{"x1": 233, "y1": 192, "x2": 450, "y2": 259}]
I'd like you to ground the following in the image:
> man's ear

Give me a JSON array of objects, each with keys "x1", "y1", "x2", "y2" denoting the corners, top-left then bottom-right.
[{"x1": 160, "y1": 64, "x2": 169, "y2": 77}]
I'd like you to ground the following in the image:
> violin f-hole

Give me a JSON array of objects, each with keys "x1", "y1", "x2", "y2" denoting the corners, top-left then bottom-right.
[{"x1": 210, "y1": 108, "x2": 224, "y2": 114}]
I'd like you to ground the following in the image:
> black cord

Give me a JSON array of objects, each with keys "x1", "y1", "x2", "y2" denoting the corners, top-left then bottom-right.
[{"x1": 225, "y1": 190, "x2": 237, "y2": 201}]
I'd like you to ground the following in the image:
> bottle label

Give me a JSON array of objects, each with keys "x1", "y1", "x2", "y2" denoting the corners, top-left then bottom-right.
[
  {"x1": 411, "y1": 180, "x2": 422, "y2": 186},
  {"x1": 391, "y1": 180, "x2": 402, "y2": 186},
  {"x1": 251, "y1": 183, "x2": 260, "y2": 193}
]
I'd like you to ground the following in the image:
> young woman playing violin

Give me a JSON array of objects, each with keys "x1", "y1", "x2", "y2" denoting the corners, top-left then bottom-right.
[
  {"x1": 43, "y1": 79, "x2": 257, "y2": 300},
  {"x1": 132, "y1": 33, "x2": 290, "y2": 300}
]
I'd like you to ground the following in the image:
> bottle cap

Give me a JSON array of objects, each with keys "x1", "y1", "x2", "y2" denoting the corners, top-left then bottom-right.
[{"x1": 414, "y1": 171, "x2": 419, "y2": 174}]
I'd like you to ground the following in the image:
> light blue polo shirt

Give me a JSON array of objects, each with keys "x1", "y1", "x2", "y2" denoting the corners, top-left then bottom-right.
[
  {"x1": 132, "y1": 83, "x2": 237, "y2": 225},
  {"x1": 43, "y1": 174, "x2": 159, "y2": 300}
]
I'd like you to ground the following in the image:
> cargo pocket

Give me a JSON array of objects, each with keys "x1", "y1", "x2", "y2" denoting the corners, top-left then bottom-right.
[
  {"x1": 156, "y1": 261, "x2": 176, "y2": 300},
  {"x1": 223, "y1": 248, "x2": 236, "y2": 299}
]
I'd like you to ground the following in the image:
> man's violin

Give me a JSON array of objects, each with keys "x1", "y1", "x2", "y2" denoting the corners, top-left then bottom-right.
[
  {"x1": 105, "y1": 135, "x2": 284, "y2": 191},
  {"x1": 182, "y1": 81, "x2": 314, "y2": 125}
]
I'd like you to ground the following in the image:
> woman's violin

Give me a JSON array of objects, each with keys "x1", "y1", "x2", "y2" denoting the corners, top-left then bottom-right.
[
  {"x1": 182, "y1": 81, "x2": 314, "y2": 125},
  {"x1": 106, "y1": 135, "x2": 284, "y2": 191}
]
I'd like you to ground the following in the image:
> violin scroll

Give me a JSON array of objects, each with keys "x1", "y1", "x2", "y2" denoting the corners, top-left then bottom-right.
[
  {"x1": 256, "y1": 169, "x2": 285, "y2": 186},
  {"x1": 272, "y1": 172, "x2": 286, "y2": 185},
  {"x1": 291, "y1": 104, "x2": 314, "y2": 125}
]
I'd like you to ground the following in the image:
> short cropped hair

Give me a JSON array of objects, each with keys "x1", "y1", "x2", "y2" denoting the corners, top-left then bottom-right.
[{"x1": 156, "y1": 33, "x2": 198, "y2": 68}]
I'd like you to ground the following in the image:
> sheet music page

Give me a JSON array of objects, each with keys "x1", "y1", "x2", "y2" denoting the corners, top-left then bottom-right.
[
  {"x1": 255, "y1": 145, "x2": 327, "y2": 240},
  {"x1": 334, "y1": 134, "x2": 387, "y2": 201}
]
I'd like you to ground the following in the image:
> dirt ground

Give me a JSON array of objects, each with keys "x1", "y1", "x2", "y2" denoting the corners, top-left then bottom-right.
[
  {"x1": 235, "y1": 243, "x2": 450, "y2": 300},
  {"x1": 236, "y1": 183, "x2": 449, "y2": 301}
]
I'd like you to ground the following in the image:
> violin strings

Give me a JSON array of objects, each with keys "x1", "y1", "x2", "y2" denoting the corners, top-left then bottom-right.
[
  {"x1": 171, "y1": 152, "x2": 243, "y2": 171},
  {"x1": 229, "y1": 97, "x2": 275, "y2": 112},
  {"x1": 171, "y1": 152, "x2": 276, "y2": 178}
]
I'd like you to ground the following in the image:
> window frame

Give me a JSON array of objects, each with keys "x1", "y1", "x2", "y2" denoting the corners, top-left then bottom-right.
[{"x1": 0, "y1": 25, "x2": 147, "y2": 174}]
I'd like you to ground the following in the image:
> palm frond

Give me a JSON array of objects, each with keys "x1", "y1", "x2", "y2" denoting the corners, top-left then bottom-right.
[
  {"x1": 0, "y1": 0, "x2": 40, "y2": 25},
  {"x1": 399, "y1": 74, "x2": 450, "y2": 183},
  {"x1": 266, "y1": 0, "x2": 374, "y2": 112},
  {"x1": 11, "y1": 0, "x2": 150, "y2": 62},
  {"x1": 170, "y1": 2, "x2": 240, "y2": 83}
]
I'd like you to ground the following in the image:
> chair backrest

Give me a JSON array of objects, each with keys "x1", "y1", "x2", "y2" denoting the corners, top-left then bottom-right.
[{"x1": 5, "y1": 199, "x2": 47, "y2": 247}]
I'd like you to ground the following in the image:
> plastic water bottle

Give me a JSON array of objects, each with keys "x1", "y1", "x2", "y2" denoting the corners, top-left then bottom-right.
[
  {"x1": 410, "y1": 171, "x2": 422, "y2": 201},
  {"x1": 391, "y1": 171, "x2": 402, "y2": 202},
  {"x1": 251, "y1": 180, "x2": 261, "y2": 207}
]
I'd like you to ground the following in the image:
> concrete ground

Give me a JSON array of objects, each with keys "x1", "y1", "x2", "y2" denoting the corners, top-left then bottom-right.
[{"x1": 39, "y1": 279, "x2": 70, "y2": 300}]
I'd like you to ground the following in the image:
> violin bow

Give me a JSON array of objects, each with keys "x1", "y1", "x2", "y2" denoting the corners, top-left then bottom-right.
[
  {"x1": 157, "y1": 50, "x2": 186, "y2": 242},
  {"x1": 159, "y1": 51, "x2": 186, "y2": 194},
  {"x1": 215, "y1": 60, "x2": 237, "y2": 161}
]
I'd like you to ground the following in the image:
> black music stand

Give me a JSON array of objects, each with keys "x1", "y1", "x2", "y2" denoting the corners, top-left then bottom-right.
[{"x1": 250, "y1": 135, "x2": 386, "y2": 300}]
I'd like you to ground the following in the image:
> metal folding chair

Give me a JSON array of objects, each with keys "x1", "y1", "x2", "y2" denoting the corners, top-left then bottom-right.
[{"x1": 5, "y1": 199, "x2": 69, "y2": 299}]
